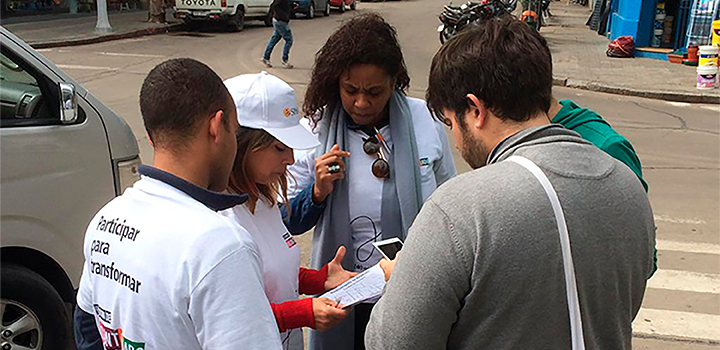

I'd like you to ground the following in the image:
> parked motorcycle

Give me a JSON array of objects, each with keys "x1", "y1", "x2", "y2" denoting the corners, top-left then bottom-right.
[
  {"x1": 437, "y1": 0, "x2": 516, "y2": 44},
  {"x1": 520, "y1": 0, "x2": 551, "y2": 31}
]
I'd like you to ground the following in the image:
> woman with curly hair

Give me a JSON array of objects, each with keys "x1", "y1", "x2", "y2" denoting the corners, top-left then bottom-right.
[{"x1": 284, "y1": 13, "x2": 456, "y2": 350}]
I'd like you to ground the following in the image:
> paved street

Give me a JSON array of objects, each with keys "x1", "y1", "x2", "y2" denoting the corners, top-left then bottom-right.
[{"x1": 28, "y1": 0, "x2": 720, "y2": 348}]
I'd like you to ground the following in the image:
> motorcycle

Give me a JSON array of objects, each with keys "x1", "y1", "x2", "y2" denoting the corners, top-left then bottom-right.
[
  {"x1": 520, "y1": 0, "x2": 551, "y2": 31},
  {"x1": 437, "y1": 0, "x2": 516, "y2": 44}
]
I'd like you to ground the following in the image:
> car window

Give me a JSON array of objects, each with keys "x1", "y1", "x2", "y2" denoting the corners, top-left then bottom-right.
[
  {"x1": 0, "y1": 50, "x2": 58, "y2": 127},
  {"x1": 0, "y1": 54, "x2": 37, "y2": 85}
]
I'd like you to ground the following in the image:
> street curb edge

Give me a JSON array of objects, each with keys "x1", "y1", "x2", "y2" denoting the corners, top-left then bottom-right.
[
  {"x1": 553, "y1": 76, "x2": 720, "y2": 105},
  {"x1": 633, "y1": 331, "x2": 720, "y2": 346},
  {"x1": 29, "y1": 23, "x2": 185, "y2": 50}
]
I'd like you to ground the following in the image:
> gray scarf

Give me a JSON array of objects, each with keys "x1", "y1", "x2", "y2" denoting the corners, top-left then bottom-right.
[{"x1": 308, "y1": 91, "x2": 423, "y2": 350}]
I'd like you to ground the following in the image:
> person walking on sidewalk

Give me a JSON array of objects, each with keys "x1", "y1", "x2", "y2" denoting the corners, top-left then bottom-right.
[{"x1": 262, "y1": 0, "x2": 295, "y2": 69}]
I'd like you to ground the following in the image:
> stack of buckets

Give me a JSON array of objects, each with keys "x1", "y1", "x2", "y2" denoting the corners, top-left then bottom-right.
[
  {"x1": 652, "y1": 2, "x2": 665, "y2": 47},
  {"x1": 696, "y1": 20, "x2": 720, "y2": 90}
]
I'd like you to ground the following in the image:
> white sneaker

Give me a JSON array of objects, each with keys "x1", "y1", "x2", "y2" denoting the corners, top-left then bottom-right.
[
  {"x1": 282, "y1": 60, "x2": 294, "y2": 69},
  {"x1": 261, "y1": 58, "x2": 272, "y2": 68}
]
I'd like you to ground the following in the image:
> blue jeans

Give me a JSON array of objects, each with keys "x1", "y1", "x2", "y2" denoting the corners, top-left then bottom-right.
[{"x1": 263, "y1": 19, "x2": 293, "y2": 62}]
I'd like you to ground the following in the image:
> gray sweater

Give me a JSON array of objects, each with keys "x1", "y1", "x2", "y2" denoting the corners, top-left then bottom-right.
[{"x1": 365, "y1": 125, "x2": 655, "y2": 350}]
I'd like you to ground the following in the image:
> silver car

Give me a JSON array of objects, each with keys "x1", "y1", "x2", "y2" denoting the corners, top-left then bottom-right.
[{"x1": 0, "y1": 27, "x2": 140, "y2": 349}]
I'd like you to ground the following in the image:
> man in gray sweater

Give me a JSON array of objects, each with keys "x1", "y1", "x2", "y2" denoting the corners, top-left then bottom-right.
[{"x1": 365, "y1": 18, "x2": 655, "y2": 350}]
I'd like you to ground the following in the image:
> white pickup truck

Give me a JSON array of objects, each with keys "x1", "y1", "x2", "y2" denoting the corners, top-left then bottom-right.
[{"x1": 174, "y1": 0, "x2": 274, "y2": 31}]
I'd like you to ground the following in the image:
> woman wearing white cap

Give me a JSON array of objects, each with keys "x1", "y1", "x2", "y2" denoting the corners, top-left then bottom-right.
[
  {"x1": 222, "y1": 72, "x2": 356, "y2": 350},
  {"x1": 284, "y1": 14, "x2": 457, "y2": 350}
]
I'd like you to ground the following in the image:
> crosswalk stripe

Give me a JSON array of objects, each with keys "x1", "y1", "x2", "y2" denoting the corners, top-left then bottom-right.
[
  {"x1": 633, "y1": 308, "x2": 720, "y2": 342},
  {"x1": 654, "y1": 214, "x2": 707, "y2": 225},
  {"x1": 94, "y1": 51, "x2": 166, "y2": 58},
  {"x1": 656, "y1": 240, "x2": 720, "y2": 255},
  {"x1": 647, "y1": 269, "x2": 719, "y2": 294},
  {"x1": 56, "y1": 64, "x2": 118, "y2": 71}
]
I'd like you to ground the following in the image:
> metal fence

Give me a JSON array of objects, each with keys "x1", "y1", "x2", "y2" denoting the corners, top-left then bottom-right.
[{"x1": 685, "y1": 0, "x2": 720, "y2": 46}]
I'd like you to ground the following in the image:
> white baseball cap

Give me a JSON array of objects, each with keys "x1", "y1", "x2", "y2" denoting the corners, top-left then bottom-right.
[{"x1": 224, "y1": 72, "x2": 320, "y2": 150}]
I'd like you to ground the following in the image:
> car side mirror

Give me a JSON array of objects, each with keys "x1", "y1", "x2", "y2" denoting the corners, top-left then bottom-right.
[{"x1": 59, "y1": 82, "x2": 78, "y2": 124}]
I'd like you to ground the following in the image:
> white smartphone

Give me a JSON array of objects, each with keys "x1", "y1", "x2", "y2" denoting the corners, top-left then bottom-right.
[{"x1": 372, "y1": 237, "x2": 403, "y2": 260}]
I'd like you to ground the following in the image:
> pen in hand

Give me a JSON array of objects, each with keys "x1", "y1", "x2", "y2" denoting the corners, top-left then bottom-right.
[{"x1": 335, "y1": 298, "x2": 342, "y2": 308}]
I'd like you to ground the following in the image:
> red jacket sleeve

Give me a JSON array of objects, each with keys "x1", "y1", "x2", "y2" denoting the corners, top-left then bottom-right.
[
  {"x1": 271, "y1": 298, "x2": 315, "y2": 332},
  {"x1": 298, "y1": 265, "x2": 328, "y2": 295}
]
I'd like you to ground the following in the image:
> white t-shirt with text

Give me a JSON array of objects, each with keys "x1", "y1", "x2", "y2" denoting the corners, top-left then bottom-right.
[{"x1": 76, "y1": 176, "x2": 282, "y2": 350}]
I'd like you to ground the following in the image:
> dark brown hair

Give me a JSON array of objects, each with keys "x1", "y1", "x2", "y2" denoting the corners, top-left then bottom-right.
[
  {"x1": 303, "y1": 13, "x2": 410, "y2": 123},
  {"x1": 228, "y1": 127, "x2": 290, "y2": 214},
  {"x1": 140, "y1": 58, "x2": 232, "y2": 151},
  {"x1": 426, "y1": 17, "x2": 553, "y2": 125}
]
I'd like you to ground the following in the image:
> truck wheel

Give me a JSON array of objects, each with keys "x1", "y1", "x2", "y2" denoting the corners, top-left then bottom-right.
[
  {"x1": 264, "y1": 9, "x2": 273, "y2": 26},
  {"x1": 323, "y1": 0, "x2": 330, "y2": 16},
  {"x1": 1, "y1": 264, "x2": 70, "y2": 350},
  {"x1": 339, "y1": 0, "x2": 345, "y2": 12},
  {"x1": 307, "y1": 2, "x2": 315, "y2": 19},
  {"x1": 350, "y1": 0, "x2": 356, "y2": 10},
  {"x1": 228, "y1": 7, "x2": 244, "y2": 32}
]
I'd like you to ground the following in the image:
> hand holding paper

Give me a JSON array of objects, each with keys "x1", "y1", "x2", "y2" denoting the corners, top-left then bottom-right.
[
  {"x1": 320, "y1": 264, "x2": 386, "y2": 308},
  {"x1": 312, "y1": 297, "x2": 350, "y2": 331}
]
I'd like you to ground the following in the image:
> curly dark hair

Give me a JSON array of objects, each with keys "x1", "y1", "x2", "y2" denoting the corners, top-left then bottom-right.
[{"x1": 303, "y1": 13, "x2": 411, "y2": 123}]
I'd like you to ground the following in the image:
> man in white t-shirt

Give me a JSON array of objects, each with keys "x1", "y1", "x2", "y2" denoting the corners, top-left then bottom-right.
[{"x1": 73, "y1": 58, "x2": 282, "y2": 350}]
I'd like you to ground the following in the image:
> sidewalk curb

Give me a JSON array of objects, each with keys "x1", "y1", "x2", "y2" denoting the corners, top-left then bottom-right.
[
  {"x1": 553, "y1": 76, "x2": 720, "y2": 105},
  {"x1": 29, "y1": 23, "x2": 186, "y2": 49}
]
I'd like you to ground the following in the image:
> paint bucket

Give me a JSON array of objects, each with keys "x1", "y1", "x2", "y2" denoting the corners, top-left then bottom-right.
[
  {"x1": 697, "y1": 65, "x2": 718, "y2": 89},
  {"x1": 699, "y1": 45, "x2": 719, "y2": 66},
  {"x1": 712, "y1": 20, "x2": 720, "y2": 47}
]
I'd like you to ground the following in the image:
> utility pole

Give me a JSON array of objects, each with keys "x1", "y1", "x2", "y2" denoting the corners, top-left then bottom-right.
[{"x1": 95, "y1": 0, "x2": 113, "y2": 34}]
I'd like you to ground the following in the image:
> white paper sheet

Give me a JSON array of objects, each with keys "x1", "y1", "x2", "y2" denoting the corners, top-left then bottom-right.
[{"x1": 320, "y1": 264, "x2": 386, "y2": 307}]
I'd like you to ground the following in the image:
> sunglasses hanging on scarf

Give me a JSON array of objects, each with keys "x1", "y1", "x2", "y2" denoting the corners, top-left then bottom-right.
[{"x1": 362, "y1": 127, "x2": 391, "y2": 179}]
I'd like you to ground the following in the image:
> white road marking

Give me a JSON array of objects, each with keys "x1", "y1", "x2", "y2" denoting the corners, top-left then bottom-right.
[
  {"x1": 701, "y1": 105, "x2": 720, "y2": 112},
  {"x1": 633, "y1": 308, "x2": 720, "y2": 342},
  {"x1": 657, "y1": 240, "x2": 720, "y2": 255},
  {"x1": 121, "y1": 37, "x2": 152, "y2": 43},
  {"x1": 94, "y1": 52, "x2": 166, "y2": 58},
  {"x1": 647, "y1": 269, "x2": 719, "y2": 294},
  {"x1": 636, "y1": 239, "x2": 720, "y2": 342},
  {"x1": 666, "y1": 101, "x2": 691, "y2": 108},
  {"x1": 654, "y1": 214, "x2": 707, "y2": 225},
  {"x1": 56, "y1": 64, "x2": 119, "y2": 71},
  {"x1": 35, "y1": 48, "x2": 53, "y2": 52}
]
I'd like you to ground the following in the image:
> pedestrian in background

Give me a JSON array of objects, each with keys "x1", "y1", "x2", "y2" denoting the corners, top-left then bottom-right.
[
  {"x1": 222, "y1": 72, "x2": 356, "y2": 350},
  {"x1": 284, "y1": 13, "x2": 457, "y2": 350},
  {"x1": 73, "y1": 58, "x2": 282, "y2": 350},
  {"x1": 365, "y1": 17, "x2": 655, "y2": 350},
  {"x1": 261, "y1": 0, "x2": 295, "y2": 69}
]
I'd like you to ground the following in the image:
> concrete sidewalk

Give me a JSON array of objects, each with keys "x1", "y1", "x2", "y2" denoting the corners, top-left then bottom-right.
[
  {"x1": 2, "y1": 10, "x2": 183, "y2": 49},
  {"x1": 544, "y1": 1, "x2": 720, "y2": 104}
]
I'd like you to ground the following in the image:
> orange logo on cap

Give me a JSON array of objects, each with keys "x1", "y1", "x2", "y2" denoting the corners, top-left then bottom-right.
[{"x1": 283, "y1": 107, "x2": 298, "y2": 118}]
